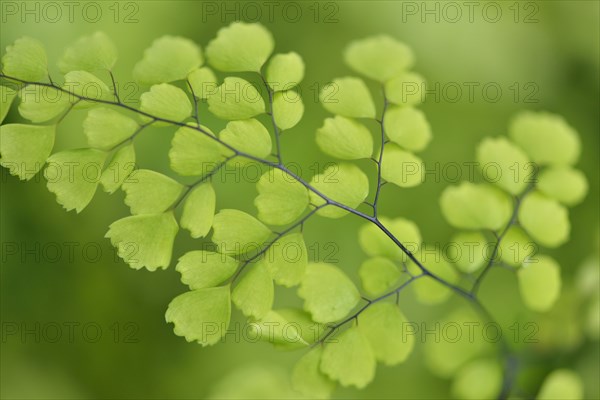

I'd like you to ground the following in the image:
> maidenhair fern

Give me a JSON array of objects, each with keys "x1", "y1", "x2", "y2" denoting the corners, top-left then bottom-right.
[{"x1": 0, "y1": 22, "x2": 589, "y2": 399}]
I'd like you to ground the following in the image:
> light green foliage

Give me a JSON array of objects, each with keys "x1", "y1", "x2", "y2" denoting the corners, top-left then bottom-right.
[
  {"x1": 309, "y1": 163, "x2": 369, "y2": 219},
  {"x1": 181, "y1": 183, "x2": 216, "y2": 238},
  {"x1": 58, "y1": 32, "x2": 117, "y2": 73},
  {"x1": 206, "y1": 22, "x2": 274, "y2": 72},
  {"x1": 265, "y1": 233, "x2": 308, "y2": 287},
  {"x1": 232, "y1": 261, "x2": 274, "y2": 319},
  {"x1": 344, "y1": 35, "x2": 414, "y2": 82},
  {"x1": 320, "y1": 77, "x2": 376, "y2": 119},
  {"x1": 133, "y1": 36, "x2": 202, "y2": 85},
  {"x1": 537, "y1": 369, "x2": 584, "y2": 400},
  {"x1": 1, "y1": 37, "x2": 48, "y2": 81},
  {"x1": 266, "y1": 52, "x2": 305, "y2": 91},
  {"x1": 383, "y1": 106, "x2": 431, "y2": 152},
  {"x1": 45, "y1": 148, "x2": 107, "y2": 213},
  {"x1": 187, "y1": 67, "x2": 217, "y2": 99},
  {"x1": 476, "y1": 136, "x2": 533, "y2": 195},
  {"x1": 18, "y1": 85, "x2": 70, "y2": 123},
  {"x1": 509, "y1": 111, "x2": 580, "y2": 166},
  {"x1": 0, "y1": 123, "x2": 55, "y2": 180},
  {"x1": 106, "y1": 212, "x2": 179, "y2": 270},
  {"x1": 248, "y1": 310, "x2": 307, "y2": 347},
  {"x1": 169, "y1": 124, "x2": 224, "y2": 176},
  {"x1": 498, "y1": 225, "x2": 535, "y2": 266},
  {"x1": 254, "y1": 169, "x2": 309, "y2": 226},
  {"x1": 359, "y1": 257, "x2": 400, "y2": 296},
  {"x1": 209, "y1": 365, "x2": 296, "y2": 399},
  {"x1": 207, "y1": 77, "x2": 265, "y2": 120},
  {"x1": 451, "y1": 359, "x2": 502, "y2": 400},
  {"x1": 219, "y1": 118, "x2": 271, "y2": 158},
  {"x1": 165, "y1": 286, "x2": 231, "y2": 346},
  {"x1": 316, "y1": 116, "x2": 373, "y2": 160},
  {"x1": 320, "y1": 327, "x2": 376, "y2": 388},
  {"x1": 211, "y1": 209, "x2": 271, "y2": 255},
  {"x1": 63, "y1": 70, "x2": 112, "y2": 107},
  {"x1": 519, "y1": 191, "x2": 570, "y2": 248},
  {"x1": 440, "y1": 182, "x2": 513, "y2": 231},
  {"x1": 298, "y1": 262, "x2": 360, "y2": 323},
  {"x1": 385, "y1": 72, "x2": 426, "y2": 106},
  {"x1": 412, "y1": 256, "x2": 458, "y2": 304},
  {"x1": 139, "y1": 83, "x2": 191, "y2": 122},
  {"x1": 176, "y1": 251, "x2": 237, "y2": 290},
  {"x1": 272, "y1": 90, "x2": 304, "y2": 130},
  {"x1": 83, "y1": 107, "x2": 139, "y2": 150},
  {"x1": 0, "y1": 85, "x2": 18, "y2": 123},
  {"x1": 447, "y1": 231, "x2": 490, "y2": 273},
  {"x1": 122, "y1": 169, "x2": 184, "y2": 215},
  {"x1": 518, "y1": 255, "x2": 561, "y2": 312},
  {"x1": 100, "y1": 144, "x2": 135, "y2": 193},
  {"x1": 381, "y1": 143, "x2": 424, "y2": 187},
  {"x1": 292, "y1": 348, "x2": 336, "y2": 399},
  {"x1": 359, "y1": 217, "x2": 422, "y2": 260},
  {"x1": 358, "y1": 302, "x2": 413, "y2": 366},
  {"x1": 537, "y1": 167, "x2": 588, "y2": 206}
]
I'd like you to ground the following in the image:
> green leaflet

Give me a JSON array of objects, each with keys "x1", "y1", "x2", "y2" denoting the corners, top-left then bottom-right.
[
  {"x1": 537, "y1": 167, "x2": 588, "y2": 206},
  {"x1": 275, "y1": 309, "x2": 326, "y2": 349},
  {"x1": 451, "y1": 359, "x2": 502, "y2": 400},
  {"x1": 207, "y1": 77, "x2": 265, "y2": 120},
  {"x1": 176, "y1": 250, "x2": 237, "y2": 290},
  {"x1": 58, "y1": 32, "x2": 117, "y2": 73},
  {"x1": 206, "y1": 22, "x2": 274, "y2": 72},
  {"x1": 298, "y1": 262, "x2": 360, "y2": 323},
  {"x1": 292, "y1": 348, "x2": 336, "y2": 399},
  {"x1": 320, "y1": 77, "x2": 376, "y2": 119},
  {"x1": 440, "y1": 182, "x2": 513, "y2": 231},
  {"x1": 266, "y1": 52, "x2": 305, "y2": 91},
  {"x1": 320, "y1": 326, "x2": 376, "y2": 389},
  {"x1": 121, "y1": 169, "x2": 185, "y2": 215},
  {"x1": 0, "y1": 124, "x2": 55, "y2": 180},
  {"x1": 133, "y1": 36, "x2": 202, "y2": 85},
  {"x1": 139, "y1": 83, "x2": 192, "y2": 123},
  {"x1": 476, "y1": 136, "x2": 533, "y2": 195},
  {"x1": 0, "y1": 85, "x2": 18, "y2": 123},
  {"x1": 18, "y1": 85, "x2": 70, "y2": 123},
  {"x1": 272, "y1": 90, "x2": 304, "y2": 130},
  {"x1": 309, "y1": 163, "x2": 369, "y2": 219},
  {"x1": 232, "y1": 261, "x2": 274, "y2": 319},
  {"x1": 380, "y1": 144, "x2": 424, "y2": 188},
  {"x1": 63, "y1": 70, "x2": 112, "y2": 107},
  {"x1": 219, "y1": 118, "x2": 271, "y2": 159},
  {"x1": 358, "y1": 217, "x2": 422, "y2": 260},
  {"x1": 211, "y1": 209, "x2": 271, "y2": 255},
  {"x1": 169, "y1": 124, "x2": 224, "y2": 176},
  {"x1": 358, "y1": 302, "x2": 414, "y2": 366},
  {"x1": 2, "y1": 37, "x2": 48, "y2": 81},
  {"x1": 248, "y1": 309, "x2": 307, "y2": 347},
  {"x1": 83, "y1": 107, "x2": 139, "y2": 150},
  {"x1": 264, "y1": 233, "x2": 308, "y2": 287},
  {"x1": 181, "y1": 183, "x2": 216, "y2": 238},
  {"x1": 412, "y1": 255, "x2": 458, "y2": 305},
  {"x1": 359, "y1": 257, "x2": 400, "y2": 296},
  {"x1": 509, "y1": 111, "x2": 580, "y2": 166},
  {"x1": 519, "y1": 191, "x2": 570, "y2": 248},
  {"x1": 165, "y1": 286, "x2": 231, "y2": 346},
  {"x1": 45, "y1": 148, "x2": 107, "y2": 213},
  {"x1": 187, "y1": 67, "x2": 218, "y2": 99},
  {"x1": 518, "y1": 255, "x2": 561, "y2": 312},
  {"x1": 385, "y1": 72, "x2": 426, "y2": 106},
  {"x1": 100, "y1": 143, "x2": 136, "y2": 194},
  {"x1": 383, "y1": 106, "x2": 432, "y2": 152},
  {"x1": 498, "y1": 225, "x2": 535, "y2": 266},
  {"x1": 343, "y1": 35, "x2": 414, "y2": 83},
  {"x1": 105, "y1": 212, "x2": 179, "y2": 270},
  {"x1": 254, "y1": 168, "x2": 309, "y2": 226},
  {"x1": 316, "y1": 116, "x2": 373, "y2": 160},
  {"x1": 537, "y1": 369, "x2": 584, "y2": 400},
  {"x1": 447, "y1": 231, "x2": 490, "y2": 273}
]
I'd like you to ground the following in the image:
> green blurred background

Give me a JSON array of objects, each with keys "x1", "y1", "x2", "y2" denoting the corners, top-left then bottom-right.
[{"x1": 1, "y1": 1, "x2": 598, "y2": 398}]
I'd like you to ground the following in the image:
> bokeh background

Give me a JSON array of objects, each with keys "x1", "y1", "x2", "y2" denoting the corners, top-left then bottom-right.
[{"x1": 1, "y1": 1, "x2": 598, "y2": 398}]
